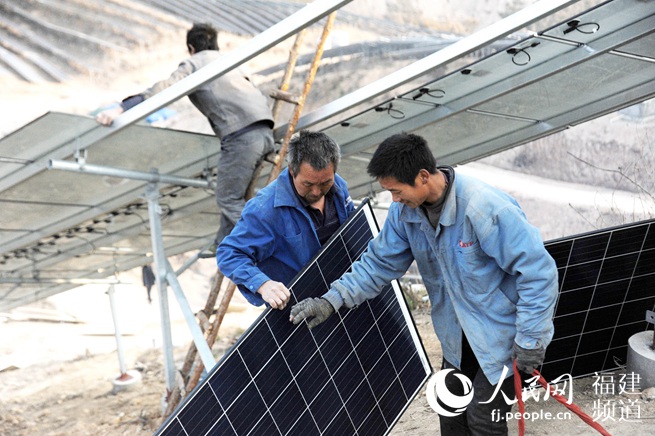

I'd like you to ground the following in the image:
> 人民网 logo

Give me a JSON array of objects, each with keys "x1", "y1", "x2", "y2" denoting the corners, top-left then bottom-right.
[{"x1": 426, "y1": 369, "x2": 475, "y2": 416}]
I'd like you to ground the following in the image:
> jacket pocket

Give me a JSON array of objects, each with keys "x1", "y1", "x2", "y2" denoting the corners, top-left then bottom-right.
[
  {"x1": 282, "y1": 214, "x2": 303, "y2": 239},
  {"x1": 457, "y1": 242, "x2": 504, "y2": 293}
]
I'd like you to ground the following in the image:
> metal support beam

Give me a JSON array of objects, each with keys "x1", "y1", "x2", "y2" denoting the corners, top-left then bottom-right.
[
  {"x1": 174, "y1": 242, "x2": 213, "y2": 277},
  {"x1": 49, "y1": 159, "x2": 218, "y2": 393},
  {"x1": 110, "y1": 0, "x2": 352, "y2": 131},
  {"x1": 106, "y1": 284, "x2": 128, "y2": 376},
  {"x1": 280, "y1": 0, "x2": 581, "y2": 137},
  {"x1": 48, "y1": 159, "x2": 213, "y2": 189},
  {"x1": 307, "y1": 5, "x2": 655, "y2": 169},
  {"x1": 146, "y1": 181, "x2": 177, "y2": 395}
]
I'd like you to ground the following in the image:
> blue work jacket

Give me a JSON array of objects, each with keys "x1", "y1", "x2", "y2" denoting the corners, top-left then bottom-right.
[
  {"x1": 217, "y1": 168, "x2": 354, "y2": 306},
  {"x1": 323, "y1": 170, "x2": 558, "y2": 383}
]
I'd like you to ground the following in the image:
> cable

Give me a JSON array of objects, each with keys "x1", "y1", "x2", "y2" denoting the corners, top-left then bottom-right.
[
  {"x1": 506, "y1": 42, "x2": 540, "y2": 66},
  {"x1": 374, "y1": 102, "x2": 405, "y2": 119},
  {"x1": 412, "y1": 87, "x2": 445, "y2": 101},
  {"x1": 563, "y1": 20, "x2": 600, "y2": 35}
]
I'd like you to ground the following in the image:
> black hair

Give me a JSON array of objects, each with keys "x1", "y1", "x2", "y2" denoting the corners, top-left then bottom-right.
[
  {"x1": 287, "y1": 131, "x2": 341, "y2": 175},
  {"x1": 187, "y1": 23, "x2": 218, "y2": 52},
  {"x1": 367, "y1": 132, "x2": 437, "y2": 186}
]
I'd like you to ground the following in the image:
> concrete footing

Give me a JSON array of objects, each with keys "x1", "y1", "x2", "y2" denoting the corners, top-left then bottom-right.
[
  {"x1": 111, "y1": 369, "x2": 142, "y2": 393},
  {"x1": 626, "y1": 331, "x2": 655, "y2": 390}
]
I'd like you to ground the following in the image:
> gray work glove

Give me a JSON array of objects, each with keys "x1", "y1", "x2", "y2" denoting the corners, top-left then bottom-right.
[
  {"x1": 512, "y1": 341, "x2": 546, "y2": 374},
  {"x1": 290, "y1": 297, "x2": 335, "y2": 329}
]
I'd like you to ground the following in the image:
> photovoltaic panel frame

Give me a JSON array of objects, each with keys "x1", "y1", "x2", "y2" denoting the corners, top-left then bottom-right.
[
  {"x1": 156, "y1": 199, "x2": 432, "y2": 436},
  {"x1": 540, "y1": 218, "x2": 655, "y2": 380}
]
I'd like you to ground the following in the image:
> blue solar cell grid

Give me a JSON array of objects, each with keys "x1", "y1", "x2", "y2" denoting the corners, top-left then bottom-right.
[
  {"x1": 541, "y1": 218, "x2": 655, "y2": 379},
  {"x1": 156, "y1": 200, "x2": 432, "y2": 436}
]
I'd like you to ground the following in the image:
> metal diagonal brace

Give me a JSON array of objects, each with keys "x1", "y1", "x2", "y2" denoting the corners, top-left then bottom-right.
[
  {"x1": 165, "y1": 260, "x2": 215, "y2": 372},
  {"x1": 146, "y1": 178, "x2": 215, "y2": 393}
]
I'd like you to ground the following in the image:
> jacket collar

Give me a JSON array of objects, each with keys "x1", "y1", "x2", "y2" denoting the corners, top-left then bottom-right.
[
  {"x1": 398, "y1": 166, "x2": 457, "y2": 227},
  {"x1": 274, "y1": 168, "x2": 302, "y2": 208},
  {"x1": 439, "y1": 166, "x2": 457, "y2": 227}
]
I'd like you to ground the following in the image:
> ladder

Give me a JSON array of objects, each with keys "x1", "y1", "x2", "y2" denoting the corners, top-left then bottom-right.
[{"x1": 162, "y1": 12, "x2": 338, "y2": 418}]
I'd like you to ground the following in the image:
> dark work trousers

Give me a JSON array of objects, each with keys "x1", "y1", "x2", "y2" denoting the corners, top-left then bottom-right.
[
  {"x1": 214, "y1": 126, "x2": 274, "y2": 246},
  {"x1": 439, "y1": 334, "x2": 516, "y2": 436}
]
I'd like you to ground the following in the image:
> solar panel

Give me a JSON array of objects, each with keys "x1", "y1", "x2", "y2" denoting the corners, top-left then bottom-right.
[
  {"x1": 0, "y1": 112, "x2": 221, "y2": 313},
  {"x1": 541, "y1": 218, "x2": 655, "y2": 379},
  {"x1": 156, "y1": 200, "x2": 432, "y2": 436},
  {"x1": 297, "y1": 0, "x2": 655, "y2": 200}
]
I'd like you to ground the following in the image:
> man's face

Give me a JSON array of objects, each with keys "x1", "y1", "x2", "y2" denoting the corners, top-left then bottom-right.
[
  {"x1": 378, "y1": 175, "x2": 427, "y2": 209},
  {"x1": 291, "y1": 162, "x2": 335, "y2": 206}
]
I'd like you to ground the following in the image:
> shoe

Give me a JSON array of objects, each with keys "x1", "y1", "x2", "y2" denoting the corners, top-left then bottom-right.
[{"x1": 198, "y1": 243, "x2": 217, "y2": 259}]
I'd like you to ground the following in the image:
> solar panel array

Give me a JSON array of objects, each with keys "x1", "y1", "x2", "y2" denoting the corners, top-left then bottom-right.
[
  {"x1": 3, "y1": 0, "x2": 654, "y2": 312},
  {"x1": 156, "y1": 201, "x2": 431, "y2": 436},
  {"x1": 541, "y1": 218, "x2": 655, "y2": 379},
  {"x1": 0, "y1": 113, "x2": 220, "y2": 313},
  {"x1": 308, "y1": 0, "x2": 655, "y2": 199}
]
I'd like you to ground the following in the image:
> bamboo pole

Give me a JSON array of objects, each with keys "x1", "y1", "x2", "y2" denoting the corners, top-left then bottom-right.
[
  {"x1": 267, "y1": 12, "x2": 337, "y2": 184},
  {"x1": 272, "y1": 30, "x2": 306, "y2": 124},
  {"x1": 183, "y1": 281, "x2": 237, "y2": 395}
]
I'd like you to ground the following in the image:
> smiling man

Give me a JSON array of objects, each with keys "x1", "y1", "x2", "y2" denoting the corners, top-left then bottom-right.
[
  {"x1": 290, "y1": 132, "x2": 558, "y2": 435},
  {"x1": 217, "y1": 131, "x2": 353, "y2": 309}
]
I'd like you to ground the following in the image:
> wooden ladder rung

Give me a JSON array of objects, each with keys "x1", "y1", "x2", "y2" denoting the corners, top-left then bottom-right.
[
  {"x1": 263, "y1": 151, "x2": 279, "y2": 165},
  {"x1": 269, "y1": 89, "x2": 300, "y2": 105}
]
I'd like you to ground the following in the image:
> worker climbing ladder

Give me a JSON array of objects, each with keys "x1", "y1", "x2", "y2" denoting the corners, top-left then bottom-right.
[{"x1": 162, "y1": 12, "x2": 339, "y2": 418}]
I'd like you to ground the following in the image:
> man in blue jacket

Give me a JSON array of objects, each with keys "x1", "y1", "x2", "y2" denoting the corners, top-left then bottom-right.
[
  {"x1": 290, "y1": 132, "x2": 558, "y2": 435},
  {"x1": 217, "y1": 131, "x2": 354, "y2": 309}
]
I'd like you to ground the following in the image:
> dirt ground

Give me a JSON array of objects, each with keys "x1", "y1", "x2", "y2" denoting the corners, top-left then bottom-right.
[
  {"x1": 2, "y1": 293, "x2": 654, "y2": 436},
  {"x1": 0, "y1": 261, "x2": 265, "y2": 436}
]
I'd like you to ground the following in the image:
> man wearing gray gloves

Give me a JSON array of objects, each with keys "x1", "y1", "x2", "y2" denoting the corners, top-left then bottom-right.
[{"x1": 290, "y1": 132, "x2": 558, "y2": 436}]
